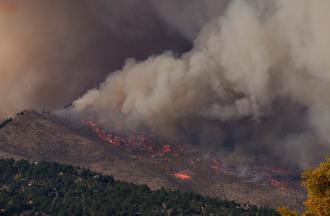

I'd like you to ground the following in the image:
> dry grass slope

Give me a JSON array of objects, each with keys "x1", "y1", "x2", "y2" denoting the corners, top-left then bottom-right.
[{"x1": 0, "y1": 110, "x2": 305, "y2": 210}]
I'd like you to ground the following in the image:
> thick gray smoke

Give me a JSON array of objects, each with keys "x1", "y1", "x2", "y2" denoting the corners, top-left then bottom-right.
[
  {"x1": 0, "y1": 0, "x2": 189, "y2": 119},
  {"x1": 150, "y1": 0, "x2": 230, "y2": 40},
  {"x1": 68, "y1": 0, "x2": 330, "y2": 169}
]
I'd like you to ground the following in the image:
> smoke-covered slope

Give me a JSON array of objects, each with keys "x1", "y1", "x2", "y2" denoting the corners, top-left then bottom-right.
[
  {"x1": 66, "y1": 0, "x2": 330, "y2": 170},
  {"x1": 0, "y1": 110, "x2": 305, "y2": 210}
]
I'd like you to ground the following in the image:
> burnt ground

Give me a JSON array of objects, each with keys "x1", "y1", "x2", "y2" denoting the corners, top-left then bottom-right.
[{"x1": 0, "y1": 110, "x2": 305, "y2": 210}]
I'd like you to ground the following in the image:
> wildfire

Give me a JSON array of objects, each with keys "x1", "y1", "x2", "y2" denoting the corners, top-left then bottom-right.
[
  {"x1": 254, "y1": 166, "x2": 293, "y2": 194},
  {"x1": 174, "y1": 172, "x2": 192, "y2": 181},
  {"x1": 210, "y1": 158, "x2": 221, "y2": 173},
  {"x1": 81, "y1": 119, "x2": 296, "y2": 191},
  {"x1": 81, "y1": 119, "x2": 179, "y2": 156},
  {"x1": 82, "y1": 120, "x2": 122, "y2": 146},
  {"x1": 162, "y1": 144, "x2": 171, "y2": 154},
  {"x1": 270, "y1": 179, "x2": 289, "y2": 194}
]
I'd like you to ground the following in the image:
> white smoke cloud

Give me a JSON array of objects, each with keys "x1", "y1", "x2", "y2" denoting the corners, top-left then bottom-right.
[{"x1": 67, "y1": 0, "x2": 330, "y2": 168}]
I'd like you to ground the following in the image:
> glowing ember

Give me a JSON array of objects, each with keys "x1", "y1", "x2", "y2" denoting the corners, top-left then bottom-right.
[
  {"x1": 81, "y1": 119, "x2": 180, "y2": 155},
  {"x1": 82, "y1": 120, "x2": 122, "y2": 146},
  {"x1": 162, "y1": 144, "x2": 171, "y2": 154},
  {"x1": 174, "y1": 172, "x2": 192, "y2": 181},
  {"x1": 81, "y1": 119, "x2": 296, "y2": 192},
  {"x1": 270, "y1": 179, "x2": 289, "y2": 194},
  {"x1": 210, "y1": 158, "x2": 221, "y2": 173}
]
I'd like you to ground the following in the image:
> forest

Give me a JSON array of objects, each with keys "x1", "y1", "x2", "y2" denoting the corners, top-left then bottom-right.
[
  {"x1": 0, "y1": 118, "x2": 12, "y2": 130},
  {"x1": 0, "y1": 159, "x2": 279, "y2": 216}
]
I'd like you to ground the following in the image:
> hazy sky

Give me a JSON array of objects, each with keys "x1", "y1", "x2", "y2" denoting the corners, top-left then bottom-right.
[{"x1": 0, "y1": 0, "x2": 191, "y2": 118}]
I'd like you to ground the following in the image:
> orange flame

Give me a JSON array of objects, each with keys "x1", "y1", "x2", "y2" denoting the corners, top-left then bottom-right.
[
  {"x1": 82, "y1": 120, "x2": 121, "y2": 146},
  {"x1": 174, "y1": 172, "x2": 191, "y2": 181},
  {"x1": 162, "y1": 144, "x2": 171, "y2": 154},
  {"x1": 81, "y1": 119, "x2": 295, "y2": 192},
  {"x1": 82, "y1": 119, "x2": 159, "y2": 154}
]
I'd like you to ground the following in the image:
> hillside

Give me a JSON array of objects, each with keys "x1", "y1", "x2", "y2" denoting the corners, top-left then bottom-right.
[
  {"x1": 0, "y1": 110, "x2": 305, "y2": 210},
  {"x1": 0, "y1": 159, "x2": 279, "y2": 216}
]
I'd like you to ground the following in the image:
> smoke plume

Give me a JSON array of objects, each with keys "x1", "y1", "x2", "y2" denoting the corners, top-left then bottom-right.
[
  {"x1": 68, "y1": 0, "x2": 330, "y2": 169},
  {"x1": 0, "y1": 0, "x2": 189, "y2": 119}
]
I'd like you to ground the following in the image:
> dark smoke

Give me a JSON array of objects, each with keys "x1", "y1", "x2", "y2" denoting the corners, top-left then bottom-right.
[{"x1": 0, "y1": 0, "x2": 190, "y2": 118}]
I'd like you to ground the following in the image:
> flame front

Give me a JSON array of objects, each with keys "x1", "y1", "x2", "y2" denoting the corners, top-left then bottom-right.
[
  {"x1": 82, "y1": 120, "x2": 121, "y2": 146},
  {"x1": 162, "y1": 144, "x2": 171, "y2": 154},
  {"x1": 81, "y1": 119, "x2": 297, "y2": 193},
  {"x1": 174, "y1": 172, "x2": 192, "y2": 181},
  {"x1": 82, "y1": 119, "x2": 183, "y2": 156}
]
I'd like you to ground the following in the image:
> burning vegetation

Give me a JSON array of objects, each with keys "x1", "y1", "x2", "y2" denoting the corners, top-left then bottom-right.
[
  {"x1": 174, "y1": 172, "x2": 192, "y2": 181},
  {"x1": 81, "y1": 119, "x2": 184, "y2": 157},
  {"x1": 81, "y1": 119, "x2": 299, "y2": 194}
]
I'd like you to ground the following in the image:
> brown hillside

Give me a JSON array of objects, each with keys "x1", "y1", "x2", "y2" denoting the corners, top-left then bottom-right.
[{"x1": 0, "y1": 110, "x2": 305, "y2": 210}]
